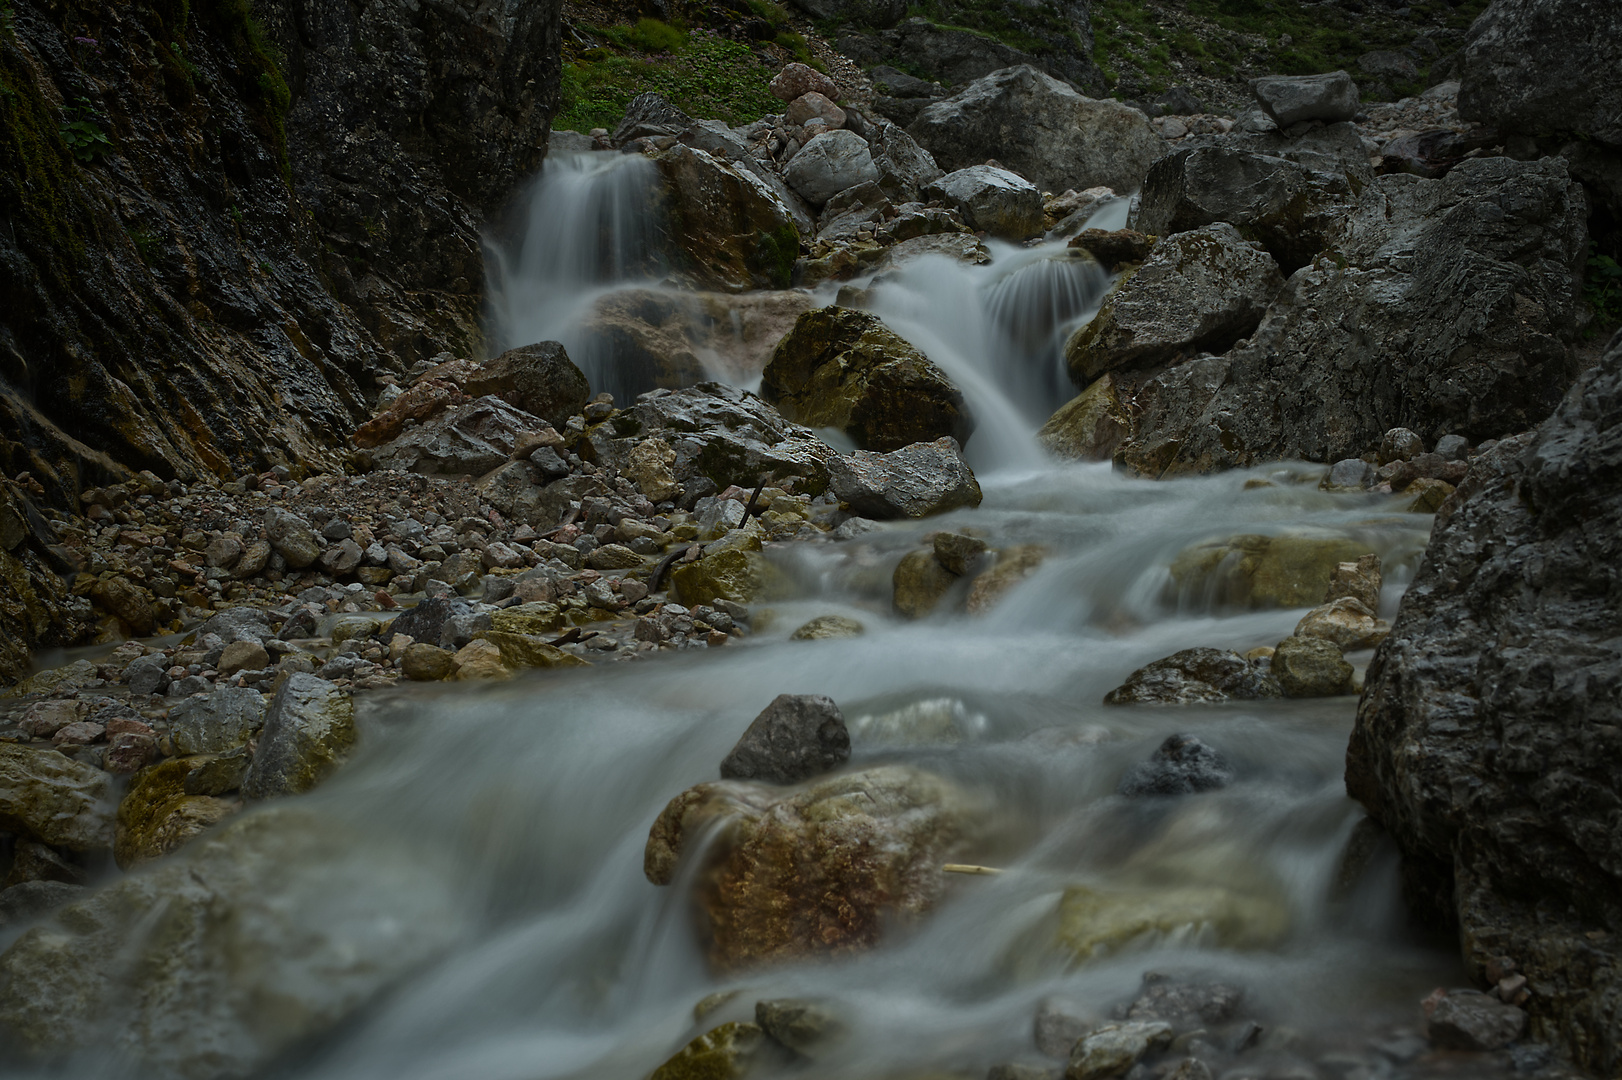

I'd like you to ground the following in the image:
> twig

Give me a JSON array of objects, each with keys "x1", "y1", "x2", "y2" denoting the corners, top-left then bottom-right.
[{"x1": 943, "y1": 864, "x2": 1003, "y2": 876}]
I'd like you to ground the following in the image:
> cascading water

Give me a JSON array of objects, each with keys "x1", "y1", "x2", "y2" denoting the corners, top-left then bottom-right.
[{"x1": 6, "y1": 159, "x2": 1487, "y2": 1080}]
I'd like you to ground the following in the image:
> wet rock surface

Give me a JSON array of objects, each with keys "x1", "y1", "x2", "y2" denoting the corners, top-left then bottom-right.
[
  {"x1": 827, "y1": 437, "x2": 983, "y2": 519},
  {"x1": 1349, "y1": 332, "x2": 1622, "y2": 1075},
  {"x1": 718, "y1": 694, "x2": 850, "y2": 785}
]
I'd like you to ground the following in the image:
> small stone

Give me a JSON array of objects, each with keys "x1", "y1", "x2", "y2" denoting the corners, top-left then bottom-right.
[
  {"x1": 1377, "y1": 427, "x2": 1425, "y2": 465},
  {"x1": 933, "y1": 531, "x2": 989, "y2": 575},
  {"x1": 755, "y1": 998, "x2": 844, "y2": 1057},
  {"x1": 1405, "y1": 477, "x2": 1456, "y2": 513},
  {"x1": 104, "y1": 732, "x2": 158, "y2": 774},
  {"x1": 125, "y1": 655, "x2": 171, "y2": 695},
  {"x1": 1323, "y1": 554, "x2": 1382, "y2": 612},
  {"x1": 264, "y1": 508, "x2": 322, "y2": 569},
  {"x1": 452, "y1": 639, "x2": 511, "y2": 680},
  {"x1": 586, "y1": 543, "x2": 644, "y2": 571},
  {"x1": 1294, "y1": 597, "x2": 1388, "y2": 650},
  {"x1": 770, "y1": 61, "x2": 838, "y2": 103},
  {"x1": 216, "y1": 640, "x2": 269, "y2": 678},
  {"x1": 51, "y1": 721, "x2": 105, "y2": 746},
  {"x1": 401, "y1": 642, "x2": 459, "y2": 681},
  {"x1": 1434, "y1": 433, "x2": 1470, "y2": 461},
  {"x1": 19, "y1": 700, "x2": 91, "y2": 738},
  {"x1": 1065, "y1": 1020, "x2": 1174, "y2": 1080},
  {"x1": 1425, "y1": 989, "x2": 1527, "y2": 1051},
  {"x1": 791, "y1": 614, "x2": 865, "y2": 640},
  {"x1": 719, "y1": 694, "x2": 850, "y2": 784},
  {"x1": 1118, "y1": 734, "x2": 1234, "y2": 797},
  {"x1": 1035, "y1": 999, "x2": 1092, "y2": 1058},
  {"x1": 1323, "y1": 458, "x2": 1374, "y2": 490}
]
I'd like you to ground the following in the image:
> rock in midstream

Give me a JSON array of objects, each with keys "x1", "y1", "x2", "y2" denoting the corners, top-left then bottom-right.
[
  {"x1": 718, "y1": 694, "x2": 850, "y2": 785},
  {"x1": 643, "y1": 765, "x2": 983, "y2": 970}
]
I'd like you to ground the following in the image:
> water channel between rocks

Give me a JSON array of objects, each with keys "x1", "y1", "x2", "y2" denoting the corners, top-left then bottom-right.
[{"x1": 8, "y1": 152, "x2": 1473, "y2": 1080}]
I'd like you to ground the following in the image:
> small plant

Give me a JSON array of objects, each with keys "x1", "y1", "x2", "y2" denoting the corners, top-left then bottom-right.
[
  {"x1": 257, "y1": 259, "x2": 274, "y2": 273},
  {"x1": 1585, "y1": 242, "x2": 1622, "y2": 331},
  {"x1": 58, "y1": 96, "x2": 111, "y2": 162},
  {"x1": 127, "y1": 226, "x2": 161, "y2": 261},
  {"x1": 168, "y1": 40, "x2": 200, "y2": 80},
  {"x1": 228, "y1": 205, "x2": 244, "y2": 224}
]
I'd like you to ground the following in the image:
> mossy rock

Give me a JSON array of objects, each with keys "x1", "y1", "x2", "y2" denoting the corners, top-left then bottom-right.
[
  {"x1": 791, "y1": 614, "x2": 865, "y2": 640},
  {"x1": 1269, "y1": 634, "x2": 1355, "y2": 697},
  {"x1": 492, "y1": 603, "x2": 569, "y2": 637},
  {"x1": 649, "y1": 1021, "x2": 767, "y2": 1080},
  {"x1": 479, "y1": 631, "x2": 591, "y2": 670},
  {"x1": 1038, "y1": 374, "x2": 1131, "y2": 461},
  {"x1": 893, "y1": 550, "x2": 957, "y2": 619},
  {"x1": 1168, "y1": 534, "x2": 1375, "y2": 609},
  {"x1": 115, "y1": 758, "x2": 238, "y2": 869},
  {"x1": 1054, "y1": 882, "x2": 1291, "y2": 963},
  {"x1": 671, "y1": 549, "x2": 782, "y2": 607}
]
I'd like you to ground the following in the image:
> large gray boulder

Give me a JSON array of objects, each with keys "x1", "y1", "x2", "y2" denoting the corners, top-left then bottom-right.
[
  {"x1": 1113, "y1": 156, "x2": 1588, "y2": 475},
  {"x1": 1251, "y1": 71, "x2": 1360, "y2": 127},
  {"x1": 909, "y1": 66, "x2": 1161, "y2": 196},
  {"x1": 1456, "y1": 0, "x2": 1622, "y2": 147},
  {"x1": 1346, "y1": 331, "x2": 1622, "y2": 1076},
  {"x1": 1065, "y1": 224, "x2": 1284, "y2": 385},
  {"x1": 459, "y1": 341, "x2": 591, "y2": 428},
  {"x1": 921, "y1": 165, "x2": 1045, "y2": 239},
  {"x1": 827, "y1": 437, "x2": 982, "y2": 519},
  {"x1": 1132, "y1": 146, "x2": 1359, "y2": 272},
  {"x1": 371, "y1": 395, "x2": 546, "y2": 477},
  {"x1": 719, "y1": 694, "x2": 850, "y2": 784},
  {"x1": 168, "y1": 686, "x2": 268, "y2": 755},
  {"x1": 785, "y1": 130, "x2": 881, "y2": 206},
  {"x1": 866, "y1": 118, "x2": 944, "y2": 202}
]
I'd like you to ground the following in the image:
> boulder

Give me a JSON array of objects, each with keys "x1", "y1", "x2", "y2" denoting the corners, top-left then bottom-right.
[
  {"x1": 1115, "y1": 157, "x2": 1588, "y2": 472},
  {"x1": 761, "y1": 308, "x2": 974, "y2": 452},
  {"x1": 199, "y1": 606, "x2": 273, "y2": 644},
  {"x1": 387, "y1": 596, "x2": 491, "y2": 651},
  {"x1": 1347, "y1": 333, "x2": 1622, "y2": 1074},
  {"x1": 909, "y1": 66, "x2": 1161, "y2": 196},
  {"x1": 1039, "y1": 375, "x2": 1131, "y2": 461},
  {"x1": 755, "y1": 998, "x2": 844, "y2": 1057},
  {"x1": 786, "y1": 91, "x2": 846, "y2": 131},
  {"x1": 827, "y1": 438, "x2": 983, "y2": 519},
  {"x1": 866, "y1": 118, "x2": 944, "y2": 202},
  {"x1": 0, "y1": 807, "x2": 465, "y2": 1079},
  {"x1": 670, "y1": 548, "x2": 777, "y2": 608},
  {"x1": 718, "y1": 694, "x2": 850, "y2": 784},
  {"x1": 0, "y1": 745, "x2": 115, "y2": 852},
  {"x1": 264, "y1": 508, "x2": 322, "y2": 570},
  {"x1": 644, "y1": 765, "x2": 982, "y2": 970},
  {"x1": 770, "y1": 61, "x2": 839, "y2": 103},
  {"x1": 1066, "y1": 227, "x2": 1155, "y2": 268},
  {"x1": 168, "y1": 686, "x2": 267, "y2": 755},
  {"x1": 933, "y1": 531, "x2": 988, "y2": 575},
  {"x1": 921, "y1": 166, "x2": 1045, "y2": 239},
  {"x1": 1064, "y1": 224, "x2": 1283, "y2": 385},
  {"x1": 401, "y1": 642, "x2": 458, "y2": 680},
  {"x1": 1117, "y1": 734, "x2": 1234, "y2": 797},
  {"x1": 655, "y1": 144, "x2": 801, "y2": 291},
  {"x1": 1294, "y1": 597, "x2": 1389, "y2": 650},
  {"x1": 1456, "y1": 0, "x2": 1622, "y2": 147},
  {"x1": 114, "y1": 758, "x2": 237, "y2": 869},
  {"x1": 1066, "y1": 1021, "x2": 1174, "y2": 1080},
  {"x1": 1168, "y1": 534, "x2": 1375, "y2": 609},
  {"x1": 1103, "y1": 648, "x2": 1280, "y2": 705},
  {"x1": 240, "y1": 674, "x2": 356, "y2": 799},
  {"x1": 784, "y1": 130, "x2": 881, "y2": 206},
  {"x1": 372, "y1": 396, "x2": 548, "y2": 477},
  {"x1": 1131, "y1": 147, "x2": 1358, "y2": 273},
  {"x1": 457, "y1": 341, "x2": 590, "y2": 428},
  {"x1": 1251, "y1": 71, "x2": 1360, "y2": 127},
  {"x1": 1269, "y1": 635, "x2": 1355, "y2": 697},
  {"x1": 611, "y1": 91, "x2": 693, "y2": 145}
]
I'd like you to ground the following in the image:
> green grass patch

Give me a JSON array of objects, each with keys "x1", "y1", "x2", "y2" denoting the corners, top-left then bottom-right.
[
  {"x1": 1585, "y1": 242, "x2": 1622, "y2": 333},
  {"x1": 558, "y1": 31, "x2": 783, "y2": 133}
]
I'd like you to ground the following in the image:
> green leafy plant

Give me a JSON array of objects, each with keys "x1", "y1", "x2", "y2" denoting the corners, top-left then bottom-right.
[
  {"x1": 58, "y1": 97, "x2": 111, "y2": 162},
  {"x1": 557, "y1": 33, "x2": 782, "y2": 133},
  {"x1": 1585, "y1": 243, "x2": 1622, "y2": 330},
  {"x1": 228, "y1": 204, "x2": 244, "y2": 223},
  {"x1": 127, "y1": 226, "x2": 161, "y2": 261}
]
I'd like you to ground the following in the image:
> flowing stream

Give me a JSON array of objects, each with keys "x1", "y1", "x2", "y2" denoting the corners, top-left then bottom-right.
[{"x1": 15, "y1": 153, "x2": 1476, "y2": 1080}]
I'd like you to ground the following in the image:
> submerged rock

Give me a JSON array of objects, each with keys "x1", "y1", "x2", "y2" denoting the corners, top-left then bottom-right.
[
  {"x1": 1168, "y1": 534, "x2": 1376, "y2": 610},
  {"x1": 1066, "y1": 1020, "x2": 1174, "y2": 1080},
  {"x1": 761, "y1": 308, "x2": 974, "y2": 452},
  {"x1": 755, "y1": 998, "x2": 845, "y2": 1057},
  {"x1": 790, "y1": 614, "x2": 865, "y2": 640},
  {"x1": 114, "y1": 758, "x2": 237, "y2": 869},
  {"x1": 644, "y1": 765, "x2": 981, "y2": 970},
  {"x1": 1054, "y1": 882, "x2": 1290, "y2": 962},
  {"x1": 893, "y1": 548, "x2": 959, "y2": 618},
  {"x1": 1104, "y1": 648, "x2": 1280, "y2": 706},
  {"x1": 1118, "y1": 735, "x2": 1235, "y2": 797},
  {"x1": 649, "y1": 1021, "x2": 769, "y2": 1080},
  {"x1": 718, "y1": 694, "x2": 850, "y2": 785}
]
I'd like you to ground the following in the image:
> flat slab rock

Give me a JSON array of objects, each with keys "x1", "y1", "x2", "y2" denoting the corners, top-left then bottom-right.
[{"x1": 827, "y1": 437, "x2": 982, "y2": 519}]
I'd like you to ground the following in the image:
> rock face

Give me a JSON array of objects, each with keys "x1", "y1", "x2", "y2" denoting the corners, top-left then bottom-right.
[
  {"x1": 644, "y1": 765, "x2": 981, "y2": 970},
  {"x1": 0, "y1": 486, "x2": 92, "y2": 684},
  {"x1": 921, "y1": 166, "x2": 1045, "y2": 239},
  {"x1": 841, "y1": 14, "x2": 1105, "y2": 101},
  {"x1": 827, "y1": 438, "x2": 983, "y2": 519},
  {"x1": 1347, "y1": 333, "x2": 1622, "y2": 1075},
  {"x1": 1456, "y1": 0, "x2": 1622, "y2": 147},
  {"x1": 909, "y1": 66, "x2": 1162, "y2": 196},
  {"x1": 1116, "y1": 157, "x2": 1588, "y2": 474},
  {"x1": 718, "y1": 695, "x2": 851, "y2": 784},
  {"x1": 761, "y1": 308, "x2": 974, "y2": 452},
  {"x1": 1065, "y1": 224, "x2": 1283, "y2": 385},
  {"x1": 655, "y1": 145, "x2": 801, "y2": 290},
  {"x1": 0, "y1": 0, "x2": 561, "y2": 498},
  {"x1": 0, "y1": 807, "x2": 464, "y2": 1079}
]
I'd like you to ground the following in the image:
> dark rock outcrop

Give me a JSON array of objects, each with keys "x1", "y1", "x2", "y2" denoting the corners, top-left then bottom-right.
[
  {"x1": 1347, "y1": 331, "x2": 1622, "y2": 1075},
  {"x1": 839, "y1": 10, "x2": 1104, "y2": 99},
  {"x1": 1113, "y1": 156, "x2": 1588, "y2": 475},
  {"x1": 719, "y1": 694, "x2": 850, "y2": 785},
  {"x1": 0, "y1": 0, "x2": 560, "y2": 507}
]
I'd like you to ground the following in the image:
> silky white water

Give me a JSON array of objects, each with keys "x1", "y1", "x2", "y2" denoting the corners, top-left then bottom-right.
[{"x1": 5, "y1": 157, "x2": 1482, "y2": 1080}]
